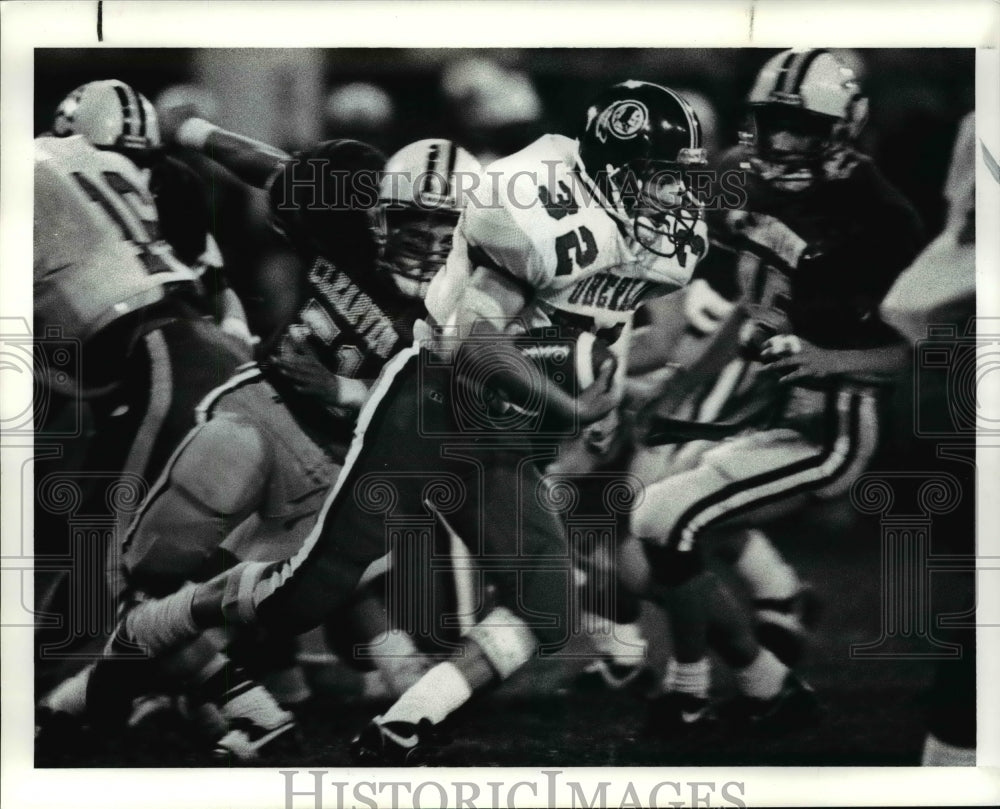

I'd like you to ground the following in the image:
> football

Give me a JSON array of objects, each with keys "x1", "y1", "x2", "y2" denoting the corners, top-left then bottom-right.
[{"x1": 516, "y1": 326, "x2": 617, "y2": 396}]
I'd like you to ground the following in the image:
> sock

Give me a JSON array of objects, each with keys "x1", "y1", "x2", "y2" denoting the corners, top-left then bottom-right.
[
  {"x1": 125, "y1": 583, "x2": 199, "y2": 655},
  {"x1": 586, "y1": 615, "x2": 648, "y2": 665},
  {"x1": 734, "y1": 530, "x2": 799, "y2": 601},
  {"x1": 379, "y1": 662, "x2": 473, "y2": 731},
  {"x1": 663, "y1": 657, "x2": 710, "y2": 699},
  {"x1": 41, "y1": 664, "x2": 93, "y2": 716},
  {"x1": 368, "y1": 628, "x2": 431, "y2": 697},
  {"x1": 733, "y1": 647, "x2": 787, "y2": 699},
  {"x1": 921, "y1": 732, "x2": 976, "y2": 766}
]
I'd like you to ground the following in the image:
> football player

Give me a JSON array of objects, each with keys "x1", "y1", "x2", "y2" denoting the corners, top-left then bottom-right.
[
  {"x1": 33, "y1": 81, "x2": 248, "y2": 667},
  {"x1": 40, "y1": 134, "x2": 483, "y2": 759},
  {"x1": 51, "y1": 79, "x2": 254, "y2": 348},
  {"x1": 78, "y1": 81, "x2": 709, "y2": 763},
  {"x1": 625, "y1": 49, "x2": 925, "y2": 732}
]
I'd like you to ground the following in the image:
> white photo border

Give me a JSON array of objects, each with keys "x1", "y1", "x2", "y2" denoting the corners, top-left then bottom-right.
[{"x1": 3, "y1": 2, "x2": 999, "y2": 807}]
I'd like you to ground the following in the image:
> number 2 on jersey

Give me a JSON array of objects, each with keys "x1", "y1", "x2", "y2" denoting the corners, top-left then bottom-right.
[{"x1": 555, "y1": 226, "x2": 598, "y2": 276}]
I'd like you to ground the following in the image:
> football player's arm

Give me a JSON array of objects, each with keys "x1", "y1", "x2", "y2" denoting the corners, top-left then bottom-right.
[
  {"x1": 216, "y1": 287, "x2": 256, "y2": 349},
  {"x1": 452, "y1": 266, "x2": 616, "y2": 426},
  {"x1": 279, "y1": 352, "x2": 371, "y2": 413},
  {"x1": 173, "y1": 118, "x2": 291, "y2": 189},
  {"x1": 760, "y1": 335, "x2": 908, "y2": 385}
]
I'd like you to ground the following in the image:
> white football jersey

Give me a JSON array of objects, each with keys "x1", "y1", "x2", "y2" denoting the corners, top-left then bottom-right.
[
  {"x1": 34, "y1": 135, "x2": 197, "y2": 342},
  {"x1": 426, "y1": 134, "x2": 707, "y2": 336}
]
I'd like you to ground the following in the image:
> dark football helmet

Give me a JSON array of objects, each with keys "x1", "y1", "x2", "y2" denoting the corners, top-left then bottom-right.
[
  {"x1": 578, "y1": 80, "x2": 708, "y2": 257},
  {"x1": 267, "y1": 138, "x2": 387, "y2": 268}
]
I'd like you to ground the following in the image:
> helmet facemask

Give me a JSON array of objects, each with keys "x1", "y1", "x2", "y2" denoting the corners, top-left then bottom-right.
[
  {"x1": 746, "y1": 104, "x2": 854, "y2": 193},
  {"x1": 607, "y1": 148, "x2": 708, "y2": 258},
  {"x1": 378, "y1": 207, "x2": 458, "y2": 299}
]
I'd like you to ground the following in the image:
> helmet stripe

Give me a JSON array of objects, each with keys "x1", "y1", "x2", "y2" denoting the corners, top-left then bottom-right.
[
  {"x1": 134, "y1": 90, "x2": 148, "y2": 139},
  {"x1": 443, "y1": 140, "x2": 458, "y2": 198},
  {"x1": 421, "y1": 141, "x2": 441, "y2": 199},
  {"x1": 111, "y1": 84, "x2": 137, "y2": 137},
  {"x1": 774, "y1": 49, "x2": 802, "y2": 94},
  {"x1": 123, "y1": 83, "x2": 146, "y2": 138},
  {"x1": 785, "y1": 48, "x2": 829, "y2": 95}
]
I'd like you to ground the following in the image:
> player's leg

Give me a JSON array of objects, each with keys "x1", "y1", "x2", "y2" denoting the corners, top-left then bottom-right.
[
  {"x1": 352, "y1": 448, "x2": 574, "y2": 763},
  {"x1": 49, "y1": 348, "x2": 413, "y2": 754},
  {"x1": 110, "y1": 346, "x2": 424, "y2": 657},
  {"x1": 630, "y1": 427, "x2": 840, "y2": 732},
  {"x1": 329, "y1": 557, "x2": 434, "y2": 698},
  {"x1": 573, "y1": 541, "x2": 653, "y2": 693},
  {"x1": 712, "y1": 526, "x2": 822, "y2": 666}
]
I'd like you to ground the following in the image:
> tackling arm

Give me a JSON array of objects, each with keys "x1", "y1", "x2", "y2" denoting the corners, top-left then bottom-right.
[{"x1": 173, "y1": 118, "x2": 291, "y2": 189}]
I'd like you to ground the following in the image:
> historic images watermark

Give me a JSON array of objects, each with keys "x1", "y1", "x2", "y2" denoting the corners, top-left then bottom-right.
[
  {"x1": 280, "y1": 770, "x2": 747, "y2": 809},
  {"x1": 271, "y1": 162, "x2": 750, "y2": 215}
]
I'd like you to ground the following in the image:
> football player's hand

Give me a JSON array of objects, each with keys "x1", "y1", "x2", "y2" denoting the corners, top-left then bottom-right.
[
  {"x1": 684, "y1": 279, "x2": 735, "y2": 335},
  {"x1": 761, "y1": 335, "x2": 844, "y2": 384},
  {"x1": 758, "y1": 333, "x2": 803, "y2": 361},
  {"x1": 583, "y1": 408, "x2": 621, "y2": 455},
  {"x1": 577, "y1": 359, "x2": 622, "y2": 425},
  {"x1": 220, "y1": 316, "x2": 258, "y2": 349},
  {"x1": 159, "y1": 106, "x2": 206, "y2": 145}
]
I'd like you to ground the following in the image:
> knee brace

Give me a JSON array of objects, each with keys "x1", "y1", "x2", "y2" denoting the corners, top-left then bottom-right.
[{"x1": 465, "y1": 607, "x2": 538, "y2": 681}]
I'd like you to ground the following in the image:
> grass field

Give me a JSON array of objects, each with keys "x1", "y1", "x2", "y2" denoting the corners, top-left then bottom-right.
[{"x1": 35, "y1": 502, "x2": 969, "y2": 768}]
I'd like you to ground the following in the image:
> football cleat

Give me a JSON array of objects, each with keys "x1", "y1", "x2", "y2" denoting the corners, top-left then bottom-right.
[
  {"x1": 573, "y1": 656, "x2": 659, "y2": 697},
  {"x1": 642, "y1": 692, "x2": 715, "y2": 737},
  {"x1": 753, "y1": 584, "x2": 823, "y2": 667},
  {"x1": 723, "y1": 672, "x2": 822, "y2": 735},
  {"x1": 213, "y1": 680, "x2": 298, "y2": 762},
  {"x1": 349, "y1": 717, "x2": 446, "y2": 767}
]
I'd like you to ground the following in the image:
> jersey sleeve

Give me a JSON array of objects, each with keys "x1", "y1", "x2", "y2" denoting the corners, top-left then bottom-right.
[{"x1": 460, "y1": 171, "x2": 550, "y2": 290}]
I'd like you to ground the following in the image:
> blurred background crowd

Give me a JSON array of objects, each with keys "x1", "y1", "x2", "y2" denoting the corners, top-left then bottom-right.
[{"x1": 35, "y1": 47, "x2": 974, "y2": 348}]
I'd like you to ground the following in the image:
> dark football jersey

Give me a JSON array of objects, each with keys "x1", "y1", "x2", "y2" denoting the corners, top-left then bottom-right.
[
  {"x1": 698, "y1": 145, "x2": 926, "y2": 351},
  {"x1": 268, "y1": 255, "x2": 426, "y2": 383}
]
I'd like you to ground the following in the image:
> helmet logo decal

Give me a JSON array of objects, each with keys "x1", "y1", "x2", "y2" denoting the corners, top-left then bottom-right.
[
  {"x1": 53, "y1": 89, "x2": 84, "y2": 135},
  {"x1": 596, "y1": 100, "x2": 648, "y2": 143}
]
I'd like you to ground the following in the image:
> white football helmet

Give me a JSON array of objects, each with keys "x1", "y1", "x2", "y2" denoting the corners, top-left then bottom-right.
[
  {"x1": 53, "y1": 79, "x2": 161, "y2": 155},
  {"x1": 378, "y1": 138, "x2": 482, "y2": 299},
  {"x1": 743, "y1": 49, "x2": 868, "y2": 192}
]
